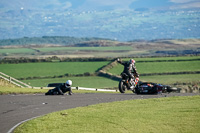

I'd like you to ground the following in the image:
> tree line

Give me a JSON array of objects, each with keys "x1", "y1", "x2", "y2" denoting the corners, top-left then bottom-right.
[
  {"x1": 0, "y1": 56, "x2": 114, "y2": 64},
  {"x1": 0, "y1": 36, "x2": 107, "y2": 46}
]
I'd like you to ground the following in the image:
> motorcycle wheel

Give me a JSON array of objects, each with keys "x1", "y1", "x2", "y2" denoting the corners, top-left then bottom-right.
[{"x1": 119, "y1": 80, "x2": 127, "y2": 93}]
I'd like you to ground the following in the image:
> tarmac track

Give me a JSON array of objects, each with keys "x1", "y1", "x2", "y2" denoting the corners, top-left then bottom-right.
[{"x1": 0, "y1": 93, "x2": 199, "y2": 133}]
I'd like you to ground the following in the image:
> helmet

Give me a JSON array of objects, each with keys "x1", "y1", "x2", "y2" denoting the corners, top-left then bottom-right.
[
  {"x1": 66, "y1": 80, "x2": 72, "y2": 87},
  {"x1": 129, "y1": 59, "x2": 135, "y2": 64}
]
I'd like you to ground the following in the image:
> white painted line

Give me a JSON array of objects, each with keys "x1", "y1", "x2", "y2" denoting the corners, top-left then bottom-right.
[{"x1": 7, "y1": 115, "x2": 42, "y2": 133}]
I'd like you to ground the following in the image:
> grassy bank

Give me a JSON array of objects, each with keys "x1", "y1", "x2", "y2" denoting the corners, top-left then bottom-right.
[
  {"x1": 15, "y1": 95, "x2": 200, "y2": 133},
  {"x1": 0, "y1": 86, "x2": 118, "y2": 95},
  {"x1": 0, "y1": 87, "x2": 47, "y2": 95}
]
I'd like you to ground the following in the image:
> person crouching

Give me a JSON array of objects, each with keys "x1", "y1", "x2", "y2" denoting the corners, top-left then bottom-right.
[{"x1": 45, "y1": 80, "x2": 73, "y2": 95}]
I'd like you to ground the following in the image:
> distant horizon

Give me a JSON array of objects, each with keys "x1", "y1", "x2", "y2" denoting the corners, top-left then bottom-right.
[
  {"x1": 0, "y1": 35, "x2": 200, "y2": 42},
  {"x1": 1, "y1": 0, "x2": 200, "y2": 11},
  {"x1": 0, "y1": 0, "x2": 200, "y2": 41}
]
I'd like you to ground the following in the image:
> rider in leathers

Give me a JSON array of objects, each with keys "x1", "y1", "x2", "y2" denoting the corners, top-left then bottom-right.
[
  {"x1": 54, "y1": 83, "x2": 72, "y2": 95},
  {"x1": 117, "y1": 58, "x2": 139, "y2": 88},
  {"x1": 45, "y1": 80, "x2": 73, "y2": 95}
]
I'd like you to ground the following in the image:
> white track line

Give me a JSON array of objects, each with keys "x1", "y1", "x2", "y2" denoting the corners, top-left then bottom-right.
[{"x1": 7, "y1": 115, "x2": 42, "y2": 133}]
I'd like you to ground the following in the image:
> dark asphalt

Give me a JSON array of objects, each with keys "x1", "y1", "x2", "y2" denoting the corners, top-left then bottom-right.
[{"x1": 0, "y1": 93, "x2": 199, "y2": 133}]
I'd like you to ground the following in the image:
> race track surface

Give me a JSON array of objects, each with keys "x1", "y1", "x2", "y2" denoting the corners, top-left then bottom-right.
[{"x1": 0, "y1": 93, "x2": 199, "y2": 133}]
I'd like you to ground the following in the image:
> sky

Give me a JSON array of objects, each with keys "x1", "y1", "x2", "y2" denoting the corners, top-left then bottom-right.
[{"x1": 0, "y1": 0, "x2": 200, "y2": 11}]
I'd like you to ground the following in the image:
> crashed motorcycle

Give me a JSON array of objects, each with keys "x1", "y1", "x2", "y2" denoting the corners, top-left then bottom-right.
[
  {"x1": 135, "y1": 82, "x2": 178, "y2": 94},
  {"x1": 118, "y1": 72, "x2": 139, "y2": 93},
  {"x1": 119, "y1": 73, "x2": 177, "y2": 94}
]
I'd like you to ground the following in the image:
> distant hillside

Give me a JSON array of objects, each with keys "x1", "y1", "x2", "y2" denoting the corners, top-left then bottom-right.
[
  {"x1": 0, "y1": 6, "x2": 199, "y2": 41},
  {"x1": 0, "y1": 36, "x2": 109, "y2": 46},
  {"x1": 0, "y1": 38, "x2": 199, "y2": 58}
]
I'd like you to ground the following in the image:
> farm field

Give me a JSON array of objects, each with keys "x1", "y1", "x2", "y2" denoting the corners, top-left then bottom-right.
[
  {"x1": 1, "y1": 39, "x2": 199, "y2": 58},
  {"x1": 0, "y1": 61, "x2": 110, "y2": 79},
  {"x1": 108, "y1": 60, "x2": 200, "y2": 75},
  {"x1": 22, "y1": 76, "x2": 118, "y2": 89},
  {"x1": 139, "y1": 74, "x2": 200, "y2": 85},
  {"x1": 0, "y1": 48, "x2": 35, "y2": 54},
  {"x1": 0, "y1": 46, "x2": 134, "y2": 57},
  {"x1": 0, "y1": 56, "x2": 199, "y2": 88},
  {"x1": 22, "y1": 74, "x2": 200, "y2": 88},
  {"x1": 35, "y1": 46, "x2": 133, "y2": 52},
  {"x1": 108, "y1": 56, "x2": 200, "y2": 75},
  {"x1": 133, "y1": 56, "x2": 200, "y2": 62}
]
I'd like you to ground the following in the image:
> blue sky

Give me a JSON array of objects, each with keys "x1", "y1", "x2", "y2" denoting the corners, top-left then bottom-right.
[
  {"x1": 0, "y1": 0, "x2": 200, "y2": 11},
  {"x1": 64, "y1": 0, "x2": 200, "y2": 10}
]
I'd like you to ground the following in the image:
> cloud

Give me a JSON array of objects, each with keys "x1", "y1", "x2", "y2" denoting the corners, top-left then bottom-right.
[
  {"x1": 62, "y1": 1, "x2": 72, "y2": 9},
  {"x1": 170, "y1": 2, "x2": 200, "y2": 9},
  {"x1": 82, "y1": 0, "x2": 138, "y2": 10},
  {"x1": 47, "y1": 0, "x2": 72, "y2": 9},
  {"x1": 169, "y1": 0, "x2": 198, "y2": 3}
]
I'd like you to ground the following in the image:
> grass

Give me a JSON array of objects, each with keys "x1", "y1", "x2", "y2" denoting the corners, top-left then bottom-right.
[
  {"x1": 35, "y1": 46, "x2": 133, "y2": 52},
  {"x1": 0, "y1": 86, "x2": 47, "y2": 95},
  {"x1": 14, "y1": 95, "x2": 200, "y2": 133},
  {"x1": 0, "y1": 46, "x2": 133, "y2": 56},
  {"x1": 116, "y1": 56, "x2": 200, "y2": 63},
  {"x1": 22, "y1": 74, "x2": 200, "y2": 88},
  {"x1": 22, "y1": 76, "x2": 119, "y2": 89},
  {"x1": 0, "y1": 86, "x2": 118, "y2": 95},
  {"x1": 108, "y1": 60, "x2": 200, "y2": 75},
  {"x1": 139, "y1": 74, "x2": 200, "y2": 85},
  {"x1": 133, "y1": 56, "x2": 200, "y2": 62},
  {"x1": 0, "y1": 48, "x2": 35, "y2": 54},
  {"x1": 0, "y1": 61, "x2": 110, "y2": 78}
]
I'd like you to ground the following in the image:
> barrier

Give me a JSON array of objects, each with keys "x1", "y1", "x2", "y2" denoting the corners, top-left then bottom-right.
[
  {"x1": 32, "y1": 86, "x2": 118, "y2": 92},
  {"x1": 0, "y1": 72, "x2": 32, "y2": 88}
]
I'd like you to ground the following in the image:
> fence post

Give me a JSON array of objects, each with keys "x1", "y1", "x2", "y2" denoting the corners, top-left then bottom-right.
[{"x1": 9, "y1": 77, "x2": 11, "y2": 83}]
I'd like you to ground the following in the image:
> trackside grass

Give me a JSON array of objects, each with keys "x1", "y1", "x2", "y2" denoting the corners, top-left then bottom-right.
[
  {"x1": 0, "y1": 87, "x2": 118, "y2": 95},
  {"x1": 0, "y1": 87, "x2": 47, "y2": 95},
  {"x1": 14, "y1": 95, "x2": 200, "y2": 133}
]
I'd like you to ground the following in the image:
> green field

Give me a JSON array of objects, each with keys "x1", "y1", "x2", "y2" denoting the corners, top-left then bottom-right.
[
  {"x1": 115, "y1": 56, "x2": 200, "y2": 62},
  {"x1": 108, "y1": 60, "x2": 200, "y2": 75},
  {"x1": 22, "y1": 76, "x2": 119, "y2": 89},
  {"x1": 36, "y1": 46, "x2": 133, "y2": 52},
  {"x1": 0, "y1": 46, "x2": 133, "y2": 57},
  {"x1": 133, "y1": 56, "x2": 200, "y2": 62},
  {"x1": 15, "y1": 95, "x2": 200, "y2": 133},
  {"x1": 140, "y1": 74, "x2": 200, "y2": 85},
  {"x1": 0, "y1": 61, "x2": 110, "y2": 79},
  {"x1": 1, "y1": 56, "x2": 199, "y2": 88},
  {"x1": 22, "y1": 74, "x2": 200, "y2": 88},
  {"x1": 0, "y1": 48, "x2": 35, "y2": 54}
]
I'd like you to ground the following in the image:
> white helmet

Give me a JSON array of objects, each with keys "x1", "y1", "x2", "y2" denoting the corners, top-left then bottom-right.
[{"x1": 66, "y1": 80, "x2": 72, "y2": 87}]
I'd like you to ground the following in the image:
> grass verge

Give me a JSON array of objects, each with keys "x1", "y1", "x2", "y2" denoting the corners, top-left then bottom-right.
[
  {"x1": 14, "y1": 95, "x2": 200, "y2": 133},
  {"x1": 0, "y1": 87, "x2": 118, "y2": 95},
  {"x1": 0, "y1": 87, "x2": 47, "y2": 95}
]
